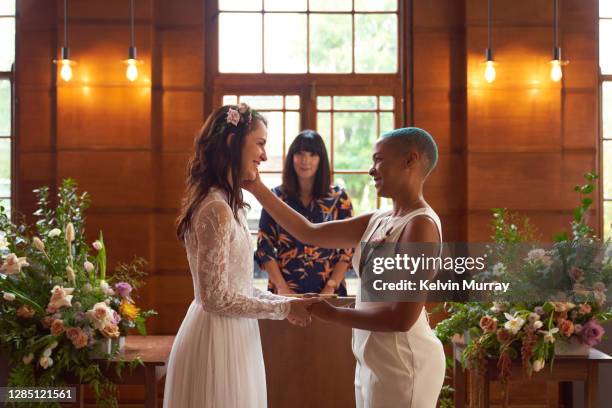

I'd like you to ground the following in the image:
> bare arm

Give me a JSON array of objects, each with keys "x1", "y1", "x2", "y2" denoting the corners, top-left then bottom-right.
[
  {"x1": 246, "y1": 177, "x2": 372, "y2": 249},
  {"x1": 311, "y1": 215, "x2": 440, "y2": 332},
  {"x1": 262, "y1": 259, "x2": 295, "y2": 294}
]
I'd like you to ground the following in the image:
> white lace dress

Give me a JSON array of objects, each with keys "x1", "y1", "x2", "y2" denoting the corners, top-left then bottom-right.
[{"x1": 163, "y1": 188, "x2": 290, "y2": 408}]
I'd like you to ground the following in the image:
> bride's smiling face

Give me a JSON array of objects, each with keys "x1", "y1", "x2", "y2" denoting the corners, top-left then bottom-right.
[{"x1": 240, "y1": 120, "x2": 268, "y2": 181}]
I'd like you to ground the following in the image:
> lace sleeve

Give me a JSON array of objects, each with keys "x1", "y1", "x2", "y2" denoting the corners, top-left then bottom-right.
[
  {"x1": 253, "y1": 286, "x2": 288, "y2": 302},
  {"x1": 194, "y1": 200, "x2": 290, "y2": 320}
]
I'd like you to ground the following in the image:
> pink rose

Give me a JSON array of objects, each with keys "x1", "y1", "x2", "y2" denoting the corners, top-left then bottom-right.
[
  {"x1": 226, "y1": 108, "x2": 240, "y2": 126},
  {"x1": 580, "y1": 319, "x2": 605, "y2": 347},
  {"x1": 66, "y1": 327, "x2": 88, "y2": 349}
]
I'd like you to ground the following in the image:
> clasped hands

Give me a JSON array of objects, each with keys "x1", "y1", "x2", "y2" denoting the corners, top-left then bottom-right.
[{"x1": 286, "y1": 294, "x2": 334, "y2": 327}]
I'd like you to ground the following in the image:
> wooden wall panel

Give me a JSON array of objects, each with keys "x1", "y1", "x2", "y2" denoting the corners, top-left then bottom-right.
[
  {"x1": 562, "y1": 32, "x2": 598, "y2": 89},
  {"x1": 65, "y1": 0, "x2": 153, "y2": 20},
  {"x1": 57, "y1": 87, "x2": 152, "y2": 149},
  {"x1": 18, "y1": 0, "x2": 56, "y2": 27},
  {"x1": 413, "y1": 32, "x2": 453, "y2": 90},
  {"x1": 466, "y1": 0, "x2": 553, "y2": 26},
  {"x1": 152, "y1": 213, "x2": 189, "y2": 271},
  {"x1": 425, "y1": 152, "x2": 467, "y2": 212},
  {"x1": 154, "y1": 0, "x2": 204, "y2": 26},
  {"x1": 468, "y1": 89, "x2": 561, "y2": 152},
  {"x1": 16, "y1": 29, "x2": 55, "y2": 88},
  {"x1": 56, "y1": 151, "x2": 154, "y2": 209},
  {"x1": 17, "y1": 89, "x2": 53, "y2": 152},
  {"x1": 413, "y1": 0, "x2": 465, "y2": 28},
  {"x1": 158, "y1": 152, "x2": 189, "y2": 209},
  {"x1": 468, "y1": 152, "x2": 595, "y2": 210},
  {"x1": 159, "y1": 28, "x2": 204, "y2": 88},
  {"x1": 85, "y1": 212, "x2": 154, "y2": 268},
  {"x1": 563, "y1": 90, "x2": 598, "y2": 150},
  {"x1": 161, "y1": 91, "x2": 202, "y2": 151}
]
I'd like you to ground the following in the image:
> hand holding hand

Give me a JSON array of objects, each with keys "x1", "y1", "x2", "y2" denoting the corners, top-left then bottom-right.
[
  {"x1": 310, "y1": 300, "x2": 336, "y2": 322},
  {"x1": 287, "y1": 297, "x2": 321, "y2": 327}
]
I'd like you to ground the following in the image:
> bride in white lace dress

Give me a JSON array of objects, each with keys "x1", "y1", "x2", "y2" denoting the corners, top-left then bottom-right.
[{"x1": 163, "y1": 104, "x2": 318, "y2": 408}]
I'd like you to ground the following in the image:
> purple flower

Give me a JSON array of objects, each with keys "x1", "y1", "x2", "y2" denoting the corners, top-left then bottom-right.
[
  {"x1": 111, "y1": 310, "x2": 122, "y2": 325},
  {"x1": 115, "y1": 282, "x2": 133, "y2": 299},
  {"x1": 226, "y1": 108, "x2": 240, "y2": 126},
  {"x1": 580, "y1": 318, "x2": 605, "y2": 347}
]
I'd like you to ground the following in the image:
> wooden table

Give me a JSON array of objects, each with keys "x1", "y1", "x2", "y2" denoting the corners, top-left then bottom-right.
[
  {"x1": 453, "y1": 342, "x2": 612, "y2": 408},
  {"x1": 71, "y1": 335, "x2": 174, "y2": 408}
]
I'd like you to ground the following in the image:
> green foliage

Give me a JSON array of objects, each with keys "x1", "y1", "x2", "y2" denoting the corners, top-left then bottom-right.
[
  {"x1": 434, "y1": 172, "x2": 611, "y2": 399},
  {"x1": 0, "y1": 179, "x2": 155, "y2": 407}
]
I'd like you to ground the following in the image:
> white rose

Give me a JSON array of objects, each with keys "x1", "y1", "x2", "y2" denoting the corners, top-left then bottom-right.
[
  {"x1": 92, "y1": 240, "x2": 103, "y2": 251},
  {"x1": 3, "y1": 292, "x2": 15, "y2": 301},
  {"x1": 48, "y1": 228, "x2": 62, "y2": 238}
]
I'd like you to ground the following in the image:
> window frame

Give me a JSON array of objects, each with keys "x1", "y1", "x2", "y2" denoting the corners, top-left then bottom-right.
[
  {"x1": 0, "y1": 5, "x2": 16, "y2": 220},
  {"x1": 600, "y1": 7, "x2": 611, "y2": 240},
  {"x1": 204, "y1": 0, "x2": 407, "y2": 223}
]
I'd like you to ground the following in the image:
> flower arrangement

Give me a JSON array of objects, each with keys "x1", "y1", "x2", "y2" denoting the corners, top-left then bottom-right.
[
  {"x1": 435, "y1": 173, "x2": 612, "y2": 407},
  {"x1": 0, "y1": 179, "x2": 156, "y2": 407}
]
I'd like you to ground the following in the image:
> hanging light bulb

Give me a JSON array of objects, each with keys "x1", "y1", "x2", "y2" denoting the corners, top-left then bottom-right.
[
  {"x1": 484, "y1": 60, "x2": 496, "y2": 83},
  {"x1": 550, "y1": 54, "x2": 563, "y2": 82},
  {"x1": 125, "y1": 47, "x2": 138, "y2": 82},
  {"x1": 483, "y1": 0, "x2": 496, "y2": 83},
  {"x1": 124, "y1": 0, "x2": 139, "y2": 82},
  {"x1": 54, "y1": 0, "x2": 76, "y2": 82},
  {"x1": 59, "y1": 47, "x2": 73, "y2": 82},
  {"x1": 550, "y1": 0, "x2": 568, "y2": 82},
  {"x1": 484, "y1": 49, "x2": 496, "y2": 83}
]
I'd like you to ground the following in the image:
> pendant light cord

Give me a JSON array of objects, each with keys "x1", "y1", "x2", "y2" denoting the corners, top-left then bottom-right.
[
  {"x1": 487, "y1": 0, "x2": 492, "y2": 50},
  {"x1": 63, "y1": 0, "x2": 68, "y2": 48},
  {"x1": 130, "y1": 0, "x2": 135, "y2": 48},
  {"x1": 553, "y1": 0, "x2": 558, "y2": 49}
]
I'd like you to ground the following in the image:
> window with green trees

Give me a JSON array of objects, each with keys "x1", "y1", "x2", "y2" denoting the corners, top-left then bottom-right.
[
  {"x1": 601, "y1": 0, "x2": 612, "y2": 239},
  {"x1": 0, "y1": 1, "x2": 15, "y2": 217}
]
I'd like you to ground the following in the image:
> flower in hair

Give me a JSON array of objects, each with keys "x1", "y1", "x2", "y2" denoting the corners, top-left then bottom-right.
[{"x1": 226, "y1": 108, "x2": 241, "y2": 126}]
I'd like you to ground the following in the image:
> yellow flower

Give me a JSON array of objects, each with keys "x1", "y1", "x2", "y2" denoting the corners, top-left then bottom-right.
[{"x1": 120, "y1": 300, "x2": 140, "y2": 321}]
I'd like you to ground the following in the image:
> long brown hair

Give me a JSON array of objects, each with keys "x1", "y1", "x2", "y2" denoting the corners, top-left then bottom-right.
[
  {"x1": 176, "y1": 105, "x2": 267, "y2": 241},
  {"x1": 282, "y1": 130, "x2": 331, "y2": 200}
]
